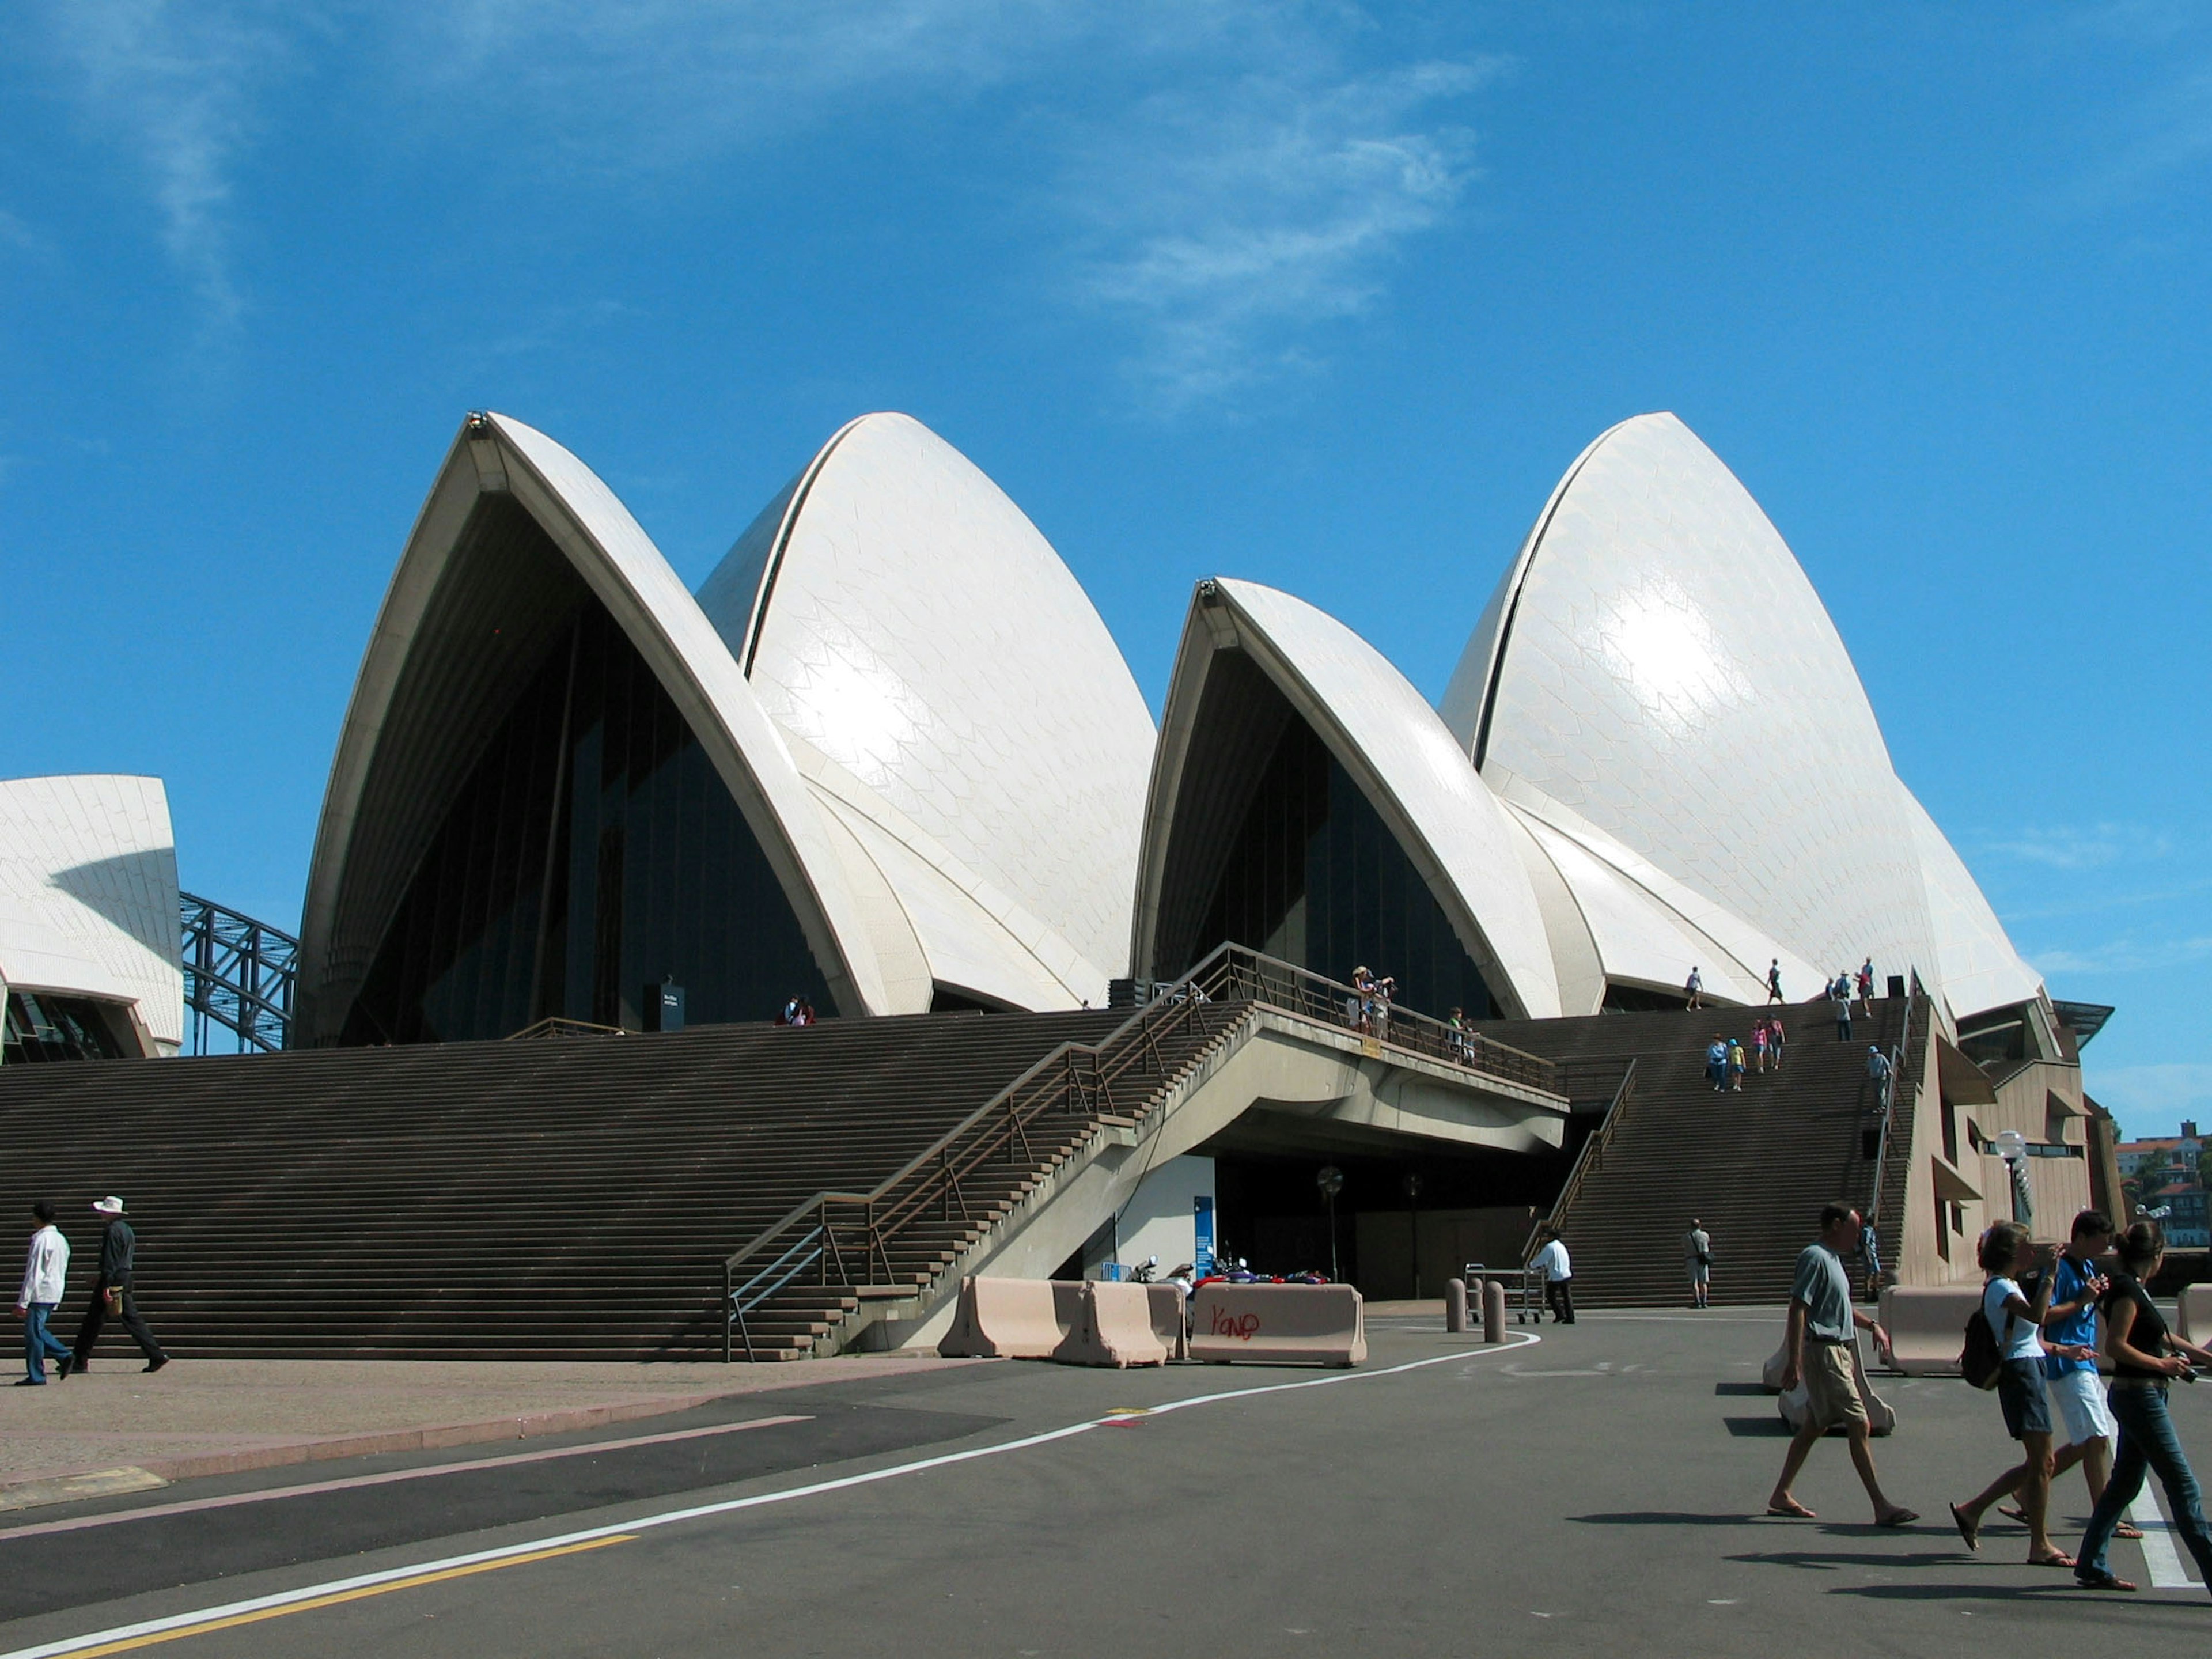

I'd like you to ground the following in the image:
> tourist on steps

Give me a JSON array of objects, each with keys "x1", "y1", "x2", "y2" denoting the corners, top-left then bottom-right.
[
  {"x1": 1857, "y1": 957, "x2": 1876, "y2": 1013},
  {"x1": 2070, "y1": 1220, "x2": 2212, "y2": 1596},
  {"x1": 1728, "y1": 1035, "x2": 1748, "y2": 1092},
  {"x1": 1766, "y1": 958, "x2": 1785, "y2": 1003},
  {"x1": 1767, "y1": 1202, "x2": 1914, "y2": 1527},
  {"x1": 14, "y1": 1202, "x2": 73, "y2": 1386},
  {"x1": 1831, "y1": 975, "x2": 1853, "y2": 1041},
  {"x1": 1532, "y1": 1228, "x2": 1575, "y2": 1323},
  {"x1": 1753, "y1": 1017, "x2": 1771, "y2": 1074},
  {"x1": 1947, "y1": 1222, "x2": 2086, "y2": 1567},
  {"x1": 1686, "y1": 1220, "x2": 1712, "y2": 1309},
  {"x1": 65, "y1": 1196, "x2": 166, "y2": 1376},
  {"x1": 1768, "y1": 1012, "x2": 1786, "y2": 1070},
  {"x1": 1684, "y1": 965, "x2": 1703, "y2": 1010},
  {"x1": 1706, "y1": 1035, "x2": 1730, "y2": 1092}
]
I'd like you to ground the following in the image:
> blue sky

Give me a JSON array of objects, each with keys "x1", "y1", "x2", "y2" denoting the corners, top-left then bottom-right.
[{"x1": 3, "y1": 3, "x2": 2207, "y2": 1134}]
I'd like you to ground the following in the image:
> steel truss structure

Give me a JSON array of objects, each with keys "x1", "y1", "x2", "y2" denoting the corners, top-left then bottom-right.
[{"x1": 181, "y1": 892, "x2": 297, "y2": 1054}]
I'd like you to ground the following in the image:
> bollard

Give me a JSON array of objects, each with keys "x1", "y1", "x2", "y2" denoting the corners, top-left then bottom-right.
[
  {"x1": 1445, "y1": 1278, "x2": 1467, "y2": 1333},
  {"x1": 1482, "y1": 1278, "x2": 1505, "y2": 1343}
]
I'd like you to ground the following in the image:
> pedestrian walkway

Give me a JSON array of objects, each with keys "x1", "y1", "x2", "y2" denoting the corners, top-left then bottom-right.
[{"x1": 0, "y1": 1354, "x2": 964, "y2": 1500}]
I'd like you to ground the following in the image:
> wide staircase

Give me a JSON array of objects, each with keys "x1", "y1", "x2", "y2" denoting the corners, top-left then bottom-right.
[
  {"x1": 0, "y1": 1005, "x2": 1213, "y2": 1361},
  {"x1": 1478, "y1": 991, "x2": 1929, "y2": 1308},
  {"x1": 0, "y1": 945, "x2": 1553, "y2": 1360}
]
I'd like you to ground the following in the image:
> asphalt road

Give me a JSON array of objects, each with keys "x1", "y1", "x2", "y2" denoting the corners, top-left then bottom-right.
[{"x1": 1, "y1": 1309, "x2": 2205, "y2": 1657}]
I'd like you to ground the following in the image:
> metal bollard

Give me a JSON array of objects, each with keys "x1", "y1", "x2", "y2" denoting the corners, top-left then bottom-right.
[
  {"x1": 1483, "y1": 1278, "x2": 1506, "y2": 1344},
  {"x1": 1445, "y1": 1278, "x2": 1467, "y2": 1332}
]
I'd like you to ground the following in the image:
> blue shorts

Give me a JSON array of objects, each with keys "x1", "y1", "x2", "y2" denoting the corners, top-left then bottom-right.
[{"x1": 1997, "y1": 1358, "x2": 2052, "y2": 1440}]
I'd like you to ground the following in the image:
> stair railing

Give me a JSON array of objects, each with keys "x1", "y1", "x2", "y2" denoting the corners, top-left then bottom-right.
[
  {"x1": 1526, "y1": 1058, "x2": 1637, "y2": 1263},
  {"x1": 719, "y1": 943, "x2": 1562, "y2": 1358},
  {"x1": 1865, "y1": 972, "x2": 1925, "y2": 1235}
]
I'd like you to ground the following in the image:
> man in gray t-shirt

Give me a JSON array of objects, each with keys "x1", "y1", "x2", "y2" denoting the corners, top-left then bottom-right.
[
  {"x1": 1685, "y1": 1223, "x2": 1712, "y2": 1309},
  {"x1": 1767, "y1": 1203, "x2": 1915, "y2": 1526}
]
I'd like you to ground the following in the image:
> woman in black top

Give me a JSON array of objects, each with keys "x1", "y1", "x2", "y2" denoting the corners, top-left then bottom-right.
[{"x1": 2073, "y1": 1222, "x2": 2212, "y2": 1594}]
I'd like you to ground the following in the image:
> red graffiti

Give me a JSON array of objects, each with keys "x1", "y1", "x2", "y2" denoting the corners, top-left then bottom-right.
[{"x1": 1208, "y1": 1306, "x2": 1262, "y2": 1341}]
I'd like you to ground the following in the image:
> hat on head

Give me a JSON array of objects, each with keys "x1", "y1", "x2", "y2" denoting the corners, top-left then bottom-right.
[{"x1": 92, "y1": 1196, "x2": 125, "y2": 1215}]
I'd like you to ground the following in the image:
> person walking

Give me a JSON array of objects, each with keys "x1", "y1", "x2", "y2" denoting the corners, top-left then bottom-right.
[
  {"x1": 1684, "y1": 966, "x2": 1703, "y2": 1010},
  {"x1": 1768, "y1": 1012, "x2": 1786, "y2": 1071},
  {"x1": 1856, "y1": 957, "x2": 1876, "y2": 1013},
  {"x1": 1532, "y1": 1228, "x2": 1575, "y2": 1324},
  {"x1": 65, "y1": 1197, "x2": 166, "y2": 1376},
  {"x1": 1728, "y1": 1035, "x2": 1748, "y2": 1092},
  {"x1": 1767, "y1": 1203, "x2": 1915, "y2": 1525},
  {"x1": 1857, "y1": 1217, "x2": 1884, "y2": 1301},
  {"x1": 1752, "y1": 1017, "x2": 1770, "y2": 1074},
  {"x1": 2071, "y1": 1220, "x2": 2212, "y2": 1595},
  {"x1": 1705, "y1": 1034, "x2": 1730, "y2": 1092},
  {"x1": 1686, "y1": 1220, "x2": 1713, "y2": 1309},
  {"x1": 1865, "y1": 1045, "x2": 1893, "y2": 1111},
  {"x1": 14, "y1": 1202, "x2": 73, "y2": 1386},
  {"x1": 1993, "y1": 1211, "x2": 2136, "y2": 1541},
  {"x1": 1946, "y1": 1222, "x2": 2087, "y2": 1567},
  {"x1": 1766, "y1": 959, "x2": 1785, "y2": 1003},
  {"x1": 1831, "y1": 975, "x2": 1853, "y2": 1041}
]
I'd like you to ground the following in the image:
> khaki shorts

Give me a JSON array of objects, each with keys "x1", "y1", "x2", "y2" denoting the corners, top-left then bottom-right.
[{"x1": 1802, "y1": 1342, "x2": 1869, "y2": 1431}]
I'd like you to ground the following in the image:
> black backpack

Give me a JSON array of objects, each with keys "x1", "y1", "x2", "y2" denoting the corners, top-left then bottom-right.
[{"x1": 1960, "y1": 1301, "x2": 2016, "y2": 1390}]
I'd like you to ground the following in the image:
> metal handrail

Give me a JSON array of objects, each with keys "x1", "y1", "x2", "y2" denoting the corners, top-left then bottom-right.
[
  {"x1": 1866, "y1": 971, "x2": 1924, "y2": 1233},
  {"x1": 717, "y1": 942, "x2": 1562, "y2": 1358},
  {"x1": 1527, "y1": 1059, "x2": 1638, "y2": 1261}
]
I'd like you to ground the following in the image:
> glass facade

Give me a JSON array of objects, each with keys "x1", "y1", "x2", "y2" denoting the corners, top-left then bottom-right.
[
  {"x1": 344, "y1": 600, "x2": 831, "y2": 1044},
  {"x1": 1192, "y1": 714, "x2": 1497, "y2": 1019},
  {"x1": 3, "y1": 991, "x2": 130, "y2": 1062}
]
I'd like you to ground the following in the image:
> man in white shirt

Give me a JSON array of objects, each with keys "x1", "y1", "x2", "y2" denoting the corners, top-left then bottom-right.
[
  {"x1": 16, "y1": 1202, "x2": 74, "y2": 1385},
  {"x1": 1532, "y1": 1228, "x2": 1575, "y2": 1323}
]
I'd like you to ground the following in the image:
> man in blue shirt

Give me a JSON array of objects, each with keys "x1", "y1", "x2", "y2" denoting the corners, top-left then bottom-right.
[{"x1": 1767, "y1": 1203, "x2": 1916, "y2": 1525}]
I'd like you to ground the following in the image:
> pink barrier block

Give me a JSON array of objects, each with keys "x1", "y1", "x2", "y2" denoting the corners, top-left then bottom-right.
[
  {"x1": 1188, "y1": 1283, "x2": 1366, "y2": 1368},
  {"x1": 2178, "y1": 1285, "x2": 2211, "y2": 1344},
  {"x1": 1145, "y1": 1283, "x2": 1188, "y2": 1361},
  {"x1": 1877, "y1": 1285, "x2": 1980, "y2": 1376},
  {"x1": 1056, "y1": 1282, "x2": 1169, "y2": 1368},
  {"x1": 937, "y1": 1276, "x2": 1074, "y2": 1359}
]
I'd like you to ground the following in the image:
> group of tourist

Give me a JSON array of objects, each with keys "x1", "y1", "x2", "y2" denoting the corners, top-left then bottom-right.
[
  {"x1": 16, "y1": 1196, "x2": 166, "y2": 1384},
  {"x1": 1705, "y1": 1017, "x2": 1789, "y2": 1091},
  {"x1": 1766, "y1": 1201, "x2": 2212, "y2": 1600},
  {"x1": 1347, "y1": 967, "x2": 1396, "y2": 1039}
]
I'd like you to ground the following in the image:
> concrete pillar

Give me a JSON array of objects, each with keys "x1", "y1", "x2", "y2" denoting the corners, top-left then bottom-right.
[
  {"x1": 1483, "y1": 1278, "x2": 1506, "y2": 1344},
  {"x1": 1445, "y1": 1278, "x2": 1467, "y2": 1332}
]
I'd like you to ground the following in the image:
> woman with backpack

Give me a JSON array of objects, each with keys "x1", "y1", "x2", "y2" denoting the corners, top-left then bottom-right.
[
  {"x1": 2071, "y1": 1221, "x2": 2212, "y2": 1594},
  {"x1": 1948, "y1": 1222, "x2": 2094, "y2": 1566}
]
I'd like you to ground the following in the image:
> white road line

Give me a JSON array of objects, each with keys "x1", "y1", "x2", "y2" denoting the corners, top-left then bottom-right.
[
  {"x1": 2128, "y1": 1494, "x2": 2199, "y2": 1590},
  {"x1": 0, "y1": 1332, "x2": 1543, "y2": 1659}
]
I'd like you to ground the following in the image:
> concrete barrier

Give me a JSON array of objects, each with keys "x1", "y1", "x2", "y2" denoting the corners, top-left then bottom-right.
[
  {"x1": 1188, "y1": 1283, "x2": 1366, "y2": 1367},
  {"x1": 1482, "y1": 1279, "x2": 1505, "y2": 1344},
  {"x1": 1877, "y1": 1285, "x2": 1981, "y2": 1376},
  {"x1": 1777, "y1": 1334, "x2": 1896, "y2": 1436},
  {"x1": 1055, "y1": 1281, "x2": 1169, "y2": 1368},
  {"x1": 2179, "y1": 1284, "x2": 2212, "y2": 1344},
  {"x1": 1445, "y1": 1278, "x2": 1467, "y2": 1333},
  {"x1": 1146, "y1": 1283, "x2": 1189, "y2": 1361},
  {"x1": 937, "y1": 1277, "x2": 1077, "y2": 1359}
]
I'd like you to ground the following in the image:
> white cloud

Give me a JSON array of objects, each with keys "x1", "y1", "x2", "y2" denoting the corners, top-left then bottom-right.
[
  {"x1": 30, "y1": 2, "x2": 1496, "y2": 404},
  {"x1": 2030, "y1": 934, "x2": 2212, "y2": 975},
  {"x1": 2090, "y1": 1061, "x2": 2212, "y2": 1135},
  {"x1": 1070, "y1": 59, "x2": 1497, "y2": 408},
  {"x1": 1980, "y1": 821, "x2": 2172, "y2": 870},
  {"x1": 34, "y1": 0, "x2": 306, "y2": 330}
]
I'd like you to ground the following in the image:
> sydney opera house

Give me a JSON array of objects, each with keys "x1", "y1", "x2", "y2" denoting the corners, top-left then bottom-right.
[
  {"x1": 2, "y1": 400, "x2": 2110, "y2": 1336},
  {"x1": 293, "y1": 407, "x2": 2039, "y2": 1046}
]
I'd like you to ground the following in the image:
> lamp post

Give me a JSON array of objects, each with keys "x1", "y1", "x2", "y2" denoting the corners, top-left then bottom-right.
[
  {"x1": 1403, "y1": 1171, "x2": 1424, "y2": 1300},
  {"x1": 1317, "y1": 1165, "x2": 1344, "y2": 1283}
]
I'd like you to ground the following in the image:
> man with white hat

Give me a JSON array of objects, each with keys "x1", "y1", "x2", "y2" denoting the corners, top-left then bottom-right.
[{"x1": 64, "y1": 1197, "x2": 165, "y2": 1376}]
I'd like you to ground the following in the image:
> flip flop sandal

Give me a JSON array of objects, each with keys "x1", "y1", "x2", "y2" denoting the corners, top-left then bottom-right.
[
  {"x1": 1949, "y1": 1502, "x2": 1980, "y2": 1552},
  {"x1": 2029, "y1": 1552, "x2": 2076, "y2": 1569},
  {"x1": 1766, "y1": 1501, "x2": 1817, "y2": 1519},
  {"x1": 2114, "y1": 1522, "x2": 2145, "y2": 1540},
  {"x1": 1880, "y1": 1509, "x2": 1920, "y2": 1527}
]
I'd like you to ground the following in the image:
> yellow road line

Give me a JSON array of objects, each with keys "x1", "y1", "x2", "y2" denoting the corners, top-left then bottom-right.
[{"x1": 44, "y1": 1536, "x2": 633, "y2": 1658}]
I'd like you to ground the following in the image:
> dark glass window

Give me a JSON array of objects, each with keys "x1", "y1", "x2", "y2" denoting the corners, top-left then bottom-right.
[
  {"x1": 344, "y1": 600, "x2": 831, "y2": 1044},
  {"x1": 3, "y1": 991, "x2": 130, "y2": 1062},
  {"x1": 1190, "y1": 713, "x2": 1495, "y2": 1020}
]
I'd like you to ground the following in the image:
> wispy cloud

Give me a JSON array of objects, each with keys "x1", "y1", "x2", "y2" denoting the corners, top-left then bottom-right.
[
  {"x1": 30, "y1": 2, "x2": 1498, "y2": 406},
  {"x1": 2089, "y1": 1062, "x2": 2212, "y2": 1131},
  {"x1": 2029, "y1": 934, "x2": 2212, "y2": 975},
  {"x1": 1071, "y1": 59, "x2": 1497, "y2": 408},
  {"x1": 1978, "y1": 821, "x2": 2172, "y2": 871},
  {"x1": 2058, "y1": 2, "x2": 2212, "y2": 207},
  {"x1": 35, "y1": 0, "x2": 303, "y2": 331}
]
